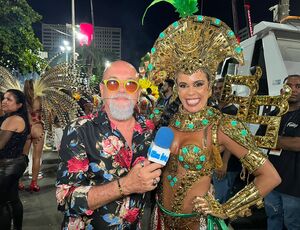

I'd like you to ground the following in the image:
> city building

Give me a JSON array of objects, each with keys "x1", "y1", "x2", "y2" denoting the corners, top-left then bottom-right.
[{"x1": 42, "y1": 23, "x2": 121, "y2": 60}]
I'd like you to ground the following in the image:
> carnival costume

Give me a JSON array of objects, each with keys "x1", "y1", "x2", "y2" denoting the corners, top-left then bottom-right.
[
  {"x1": 1, "y1": 64, "x2": 86, "y2": 191},
  {"x1": 0, "y1": 64, "x2": 84, "y2": 137},
  {"x1": 142, "y1": 1, "x2": 291, "y2": 229}
]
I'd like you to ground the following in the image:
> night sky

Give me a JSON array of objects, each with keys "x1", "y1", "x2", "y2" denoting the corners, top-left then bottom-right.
[{"x1": 27, "y1": 0, "x2": 278, "y2": 67}]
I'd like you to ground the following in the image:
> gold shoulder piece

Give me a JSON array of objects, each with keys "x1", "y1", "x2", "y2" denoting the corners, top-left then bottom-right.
[
  {"x1": 220, "y1": 114, "x2": 268, "y2": 173},
  {"x1": 220, "y1": 114, "x2": 257, "y2": 151}
]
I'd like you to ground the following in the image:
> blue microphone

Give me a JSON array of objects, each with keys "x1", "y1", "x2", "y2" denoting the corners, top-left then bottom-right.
[{"x1": 147, "y1": 127, "x2": 174, "y2": 166}]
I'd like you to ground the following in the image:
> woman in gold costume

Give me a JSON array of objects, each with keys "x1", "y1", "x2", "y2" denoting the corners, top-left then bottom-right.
[
  {"x1": 23, "y1": 79, "x2": 45, "y2": 192},
  {"x1": 143, "y1": 5, "x2": 282, "y2": 229}
]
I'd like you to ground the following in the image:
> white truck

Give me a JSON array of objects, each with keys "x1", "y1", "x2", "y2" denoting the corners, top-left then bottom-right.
[{"x1": 237, "y1": 18, "x2": 300, "y2": 96}]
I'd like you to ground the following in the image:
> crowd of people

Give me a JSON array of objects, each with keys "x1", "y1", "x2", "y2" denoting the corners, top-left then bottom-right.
[{"x1": 1, "y1": 4, "x2": 300, "y2": 230}]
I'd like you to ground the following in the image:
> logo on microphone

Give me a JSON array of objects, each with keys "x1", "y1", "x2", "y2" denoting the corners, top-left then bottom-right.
[
  {"x1": 147, "y1": 127, "x2": 174, "y2": 166},
  {"x1": 148, "y1": 144, "x2": 170, "y2": 165}
]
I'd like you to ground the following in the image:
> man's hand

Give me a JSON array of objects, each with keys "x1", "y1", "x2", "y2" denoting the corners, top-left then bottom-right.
[{"x1": 121, "y1": 159, "x2": 163, "y2": 195}]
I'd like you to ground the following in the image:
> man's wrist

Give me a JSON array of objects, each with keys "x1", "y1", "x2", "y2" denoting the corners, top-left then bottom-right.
[
  {"x1": 118, "y1": 177, "x2": 131, "y2": 196},
  {"x1": 117, "y1": 179, "x2": 125, "y2": 197}
]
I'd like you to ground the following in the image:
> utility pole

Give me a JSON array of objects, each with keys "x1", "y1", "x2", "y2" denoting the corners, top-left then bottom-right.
[
  {"x1": 279, "y1": 0, "x2": 290, "y2": 21},
  {"x1": 200, "y1": 0, "x2": 204, "y2": 15},
  {"x1": 269, "y1": 0, "x2": 290, "y2": 22},
  {"x1": 90, "y1": 0, "x2": 95, "y2": 48},
  {"x1": 72, "y1": 0, "x2": 76, "y2": 67},
  {"x1": 231, "y1": 0, "x2": 239, "y2": 35}
]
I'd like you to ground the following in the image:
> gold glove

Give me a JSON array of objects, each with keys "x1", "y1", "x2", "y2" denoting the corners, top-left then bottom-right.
[
  {"x1": 193, "y1": 182, "x2": 263, "y2": 220},
  {"x1": 193, "y1": 193, "x2": 227, "y2": 219}
]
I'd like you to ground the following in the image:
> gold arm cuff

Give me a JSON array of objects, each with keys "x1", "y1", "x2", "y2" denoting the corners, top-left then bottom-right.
[
  {"x1": 222, "y1": 182, "x2": 264, "y2": 219},
  {"x1": 240, "y1": 149, "x2": 267, "y2": 174}
]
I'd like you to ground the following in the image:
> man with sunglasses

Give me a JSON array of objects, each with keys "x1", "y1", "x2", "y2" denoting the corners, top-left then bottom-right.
[{"x1": 56, "y1": 60, "x2": 162, "y2": 229}]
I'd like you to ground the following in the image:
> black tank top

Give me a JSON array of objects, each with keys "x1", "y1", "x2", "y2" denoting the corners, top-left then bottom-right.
[{"x1": 0, "y1": 115, "x2": 28, "y2": 159}]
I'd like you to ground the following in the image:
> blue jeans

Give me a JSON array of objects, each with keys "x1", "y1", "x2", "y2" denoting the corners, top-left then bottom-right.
[
  {"x1": 212, "y1": 171, "x2": 239, "y2": 204},
  {"x1": 265, "y1": 190, "x2": 300, "y2": 230}
]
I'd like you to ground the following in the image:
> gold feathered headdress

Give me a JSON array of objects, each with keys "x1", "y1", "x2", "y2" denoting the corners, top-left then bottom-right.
[
  {"x1": 147, "y1": 15, "x2": 244, "y2": 85},
  {"x1": 0, "y1": 66, "x2": 22, "y2": 92},
  {"x1": 33, "y1": 64, "x2": 84, "y2": 135}
]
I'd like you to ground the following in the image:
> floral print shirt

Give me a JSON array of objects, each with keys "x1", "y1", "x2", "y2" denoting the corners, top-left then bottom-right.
[{"x1": 56, "y1": 109, "x2": 155, "y2": 230}]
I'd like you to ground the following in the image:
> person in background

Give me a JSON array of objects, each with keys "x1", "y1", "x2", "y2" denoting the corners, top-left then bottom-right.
[
  {"x1": 139, "y1": 88, "x2": 156, "y2": 115},
  {"x1": 156, "y1": 79, "x2": 174, "y2": 108},
  {"x1": 56, "y1": 60, "x2": 163, "y2": 229},
  {"x1": 23, "y1": 79, "x2": 45, "y2": 192},
  {"x1": 0, "y1": 89, "x2": 30, "y2": 230},
  {"x1": 257, "y1": 74, "x2": 300, "y2": 230},
  {"x1": 83, "y1": 102, "x2": 94, "y2": 116}
]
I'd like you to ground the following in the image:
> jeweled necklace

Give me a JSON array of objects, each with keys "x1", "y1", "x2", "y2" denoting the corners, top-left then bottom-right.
[{"x1": 169, "y1": 106, "x2": 220, "y2": 131}]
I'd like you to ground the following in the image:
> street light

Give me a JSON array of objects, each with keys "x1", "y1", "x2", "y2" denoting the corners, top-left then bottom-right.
[
  {"x1": 105, "y1": 60, "x2": 111, "y2": 69},
  {"x1": 60, "y1": 40, "x2": 72, "y2": 63}
]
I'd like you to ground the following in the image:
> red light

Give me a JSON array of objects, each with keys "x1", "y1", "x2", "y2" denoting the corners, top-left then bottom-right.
[{"x1": 79, "y1": 23, "x2": 94, "y2": 46}]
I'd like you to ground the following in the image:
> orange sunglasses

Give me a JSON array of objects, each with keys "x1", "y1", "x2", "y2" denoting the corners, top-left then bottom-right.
[{"x1": 102, "y1": 79, "x2": 140, "y2": 93}]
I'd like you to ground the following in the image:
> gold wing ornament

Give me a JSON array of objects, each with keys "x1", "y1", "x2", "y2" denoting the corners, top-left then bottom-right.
[
  {"x1": 33, "y1": 64, "x2": 85, "y2": 135},
  {"x1": 221, "y1": 67, "x2": 291, "y2": 148},
  {"x1": 0, "y1": 66, "x2": 22, "y2": 92}
]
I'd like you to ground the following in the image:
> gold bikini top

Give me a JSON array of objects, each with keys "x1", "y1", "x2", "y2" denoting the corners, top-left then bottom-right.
[
  {"x1": 177, "y1": 124, "x2": 214, "y2": 175},
  {"x1": 170, "y1": 106, "x2": 224, "y2": 170}
]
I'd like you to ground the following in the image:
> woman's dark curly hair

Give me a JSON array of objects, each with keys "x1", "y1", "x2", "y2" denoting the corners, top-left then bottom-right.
[
  {"x1": 5, "y1": 89, "x2": 30, "y2": 135},
  {"x1": 0, "y1": 91, "x2": 4, "y2": 101}
]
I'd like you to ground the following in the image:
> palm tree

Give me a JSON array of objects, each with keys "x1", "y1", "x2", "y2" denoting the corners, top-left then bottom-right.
[{"x1": 77, "y1": 45, "x2": 117, "y2": 93}]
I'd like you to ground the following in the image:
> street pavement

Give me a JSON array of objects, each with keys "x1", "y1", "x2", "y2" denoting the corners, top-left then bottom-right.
[
  {"x1": 20, "y1": 150, "x2": 61, "y2": 230},
  {"x1": 20, "y1": 150, "x2": 267, "y2": 230}
]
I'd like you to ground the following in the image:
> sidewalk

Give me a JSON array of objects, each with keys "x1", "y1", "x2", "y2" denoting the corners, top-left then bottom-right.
[{"x1": 20, "y1": 150, "x2": 61, "y2": 230}]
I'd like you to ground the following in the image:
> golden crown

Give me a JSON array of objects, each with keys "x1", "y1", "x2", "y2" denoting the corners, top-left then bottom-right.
[{"x1": 147, "y1": 15, "x2": 244, "y2": 85}]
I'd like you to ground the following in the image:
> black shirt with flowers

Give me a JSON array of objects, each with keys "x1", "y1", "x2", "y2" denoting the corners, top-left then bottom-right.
[{"x1": 56, "y1": 109, "x2": 155, "y2": 229}]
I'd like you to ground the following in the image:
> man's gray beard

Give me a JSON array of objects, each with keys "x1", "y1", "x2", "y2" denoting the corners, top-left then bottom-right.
[{"x1": 108, "y1": 94, "x2": 135, "y2": 121}]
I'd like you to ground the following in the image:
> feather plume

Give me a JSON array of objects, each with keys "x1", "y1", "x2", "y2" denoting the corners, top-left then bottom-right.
[
  {"x1": 142, "y1": 0, "x2": 198, "y2": 25},
  {"x1": 0, "y1": 66, "x2": 22, "y2": 92}
]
